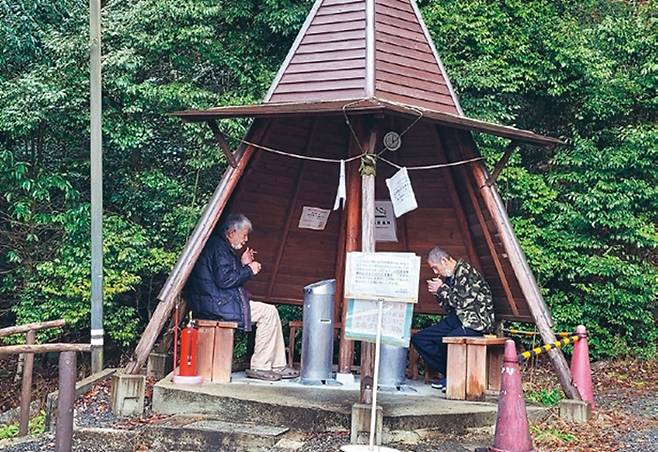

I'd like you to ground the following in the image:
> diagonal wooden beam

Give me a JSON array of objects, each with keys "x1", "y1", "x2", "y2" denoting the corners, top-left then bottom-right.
[
  {"x1": 208, "y1": 120, "x2": 238, "y2": 168},
  {"x1": 485, "y1": 141, "x2": 518, "y2": 187}
]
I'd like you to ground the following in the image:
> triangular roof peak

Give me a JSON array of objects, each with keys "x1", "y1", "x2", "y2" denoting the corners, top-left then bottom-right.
[{"x1": 265, "y1": 0, "x2": 463, "y2": 115}]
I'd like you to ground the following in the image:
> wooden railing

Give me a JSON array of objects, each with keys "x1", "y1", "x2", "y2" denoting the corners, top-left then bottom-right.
[{"x1": 0, "y1": 320, "x2": 91, "y2": 452}]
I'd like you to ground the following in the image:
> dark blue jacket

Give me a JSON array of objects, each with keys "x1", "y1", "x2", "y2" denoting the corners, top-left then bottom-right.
[{"x1": 184, "y1": 234, "x2": 253, "y2": 330}]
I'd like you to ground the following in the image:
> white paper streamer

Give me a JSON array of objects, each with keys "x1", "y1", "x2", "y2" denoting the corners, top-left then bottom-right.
[{"x1": 333, "y1": 159, "x2": 347, "y2": 210}]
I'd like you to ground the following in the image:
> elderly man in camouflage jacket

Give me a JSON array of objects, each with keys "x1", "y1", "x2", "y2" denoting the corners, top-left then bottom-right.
[{"x1": 411, "y1": 246, "x2": 495, "y2": 390}]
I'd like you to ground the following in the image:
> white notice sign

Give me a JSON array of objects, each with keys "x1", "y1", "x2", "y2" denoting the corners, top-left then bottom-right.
[
  {"x1": 345, "y1": 252, "x2": 421, "y2": 303},
  {"x1": 298, "y1": 206, "x2": 330, "y2": 230},
  {"x1": 385, "y1": 167, "x2": 418, "y2": 218},
  {"x1": 345, "y1": 299, "x2": 413, "y2": 347},
  {"x1": 375, "y1": 200, "x2": 397, "y2": 242}
]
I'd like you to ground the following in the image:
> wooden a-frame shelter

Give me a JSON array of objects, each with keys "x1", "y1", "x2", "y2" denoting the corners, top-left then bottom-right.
[{"x1": 126, "y1": 0, "x2": 580, "y2": 401}]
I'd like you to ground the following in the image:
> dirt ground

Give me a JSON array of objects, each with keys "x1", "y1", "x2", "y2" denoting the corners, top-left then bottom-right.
[
  {"x1": 1, "y1": 357, "x2": 656, "y2": 451},
  {"x1": 523, "y1": 358, "x2": 658, "y2": 451}
]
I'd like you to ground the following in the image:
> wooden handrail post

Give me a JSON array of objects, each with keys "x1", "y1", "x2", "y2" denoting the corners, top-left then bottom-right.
[
  {"x1": 18, "y1": 330, "x2": 35, "y2": 437},
  {"x1": 55, "y1": 351, "x2": 76, "y2": 452}
]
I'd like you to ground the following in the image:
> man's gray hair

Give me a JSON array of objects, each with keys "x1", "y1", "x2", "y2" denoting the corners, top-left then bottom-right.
[
  {"x1": 427, "y1": 246, "x2": 451, "y2": 263},
  {"x1": 222, "y1": 213, "x2": 252, "y2": 235}
]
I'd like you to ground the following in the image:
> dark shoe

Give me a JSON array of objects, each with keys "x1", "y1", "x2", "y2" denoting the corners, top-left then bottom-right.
[
  {"x1": 273, "y1": 367, "x2": 299, "y2": 379},
  {"x1": 245, "y1": 368, "x2": 282, "y2": 381},
  {"x1": 431, "y1": 378, "x2": 447, "y2": 390}
]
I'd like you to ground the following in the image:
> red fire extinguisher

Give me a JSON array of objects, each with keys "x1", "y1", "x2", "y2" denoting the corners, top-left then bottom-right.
[{"x1": 179, "y1": 313, "x2": 198, "y2": 377}]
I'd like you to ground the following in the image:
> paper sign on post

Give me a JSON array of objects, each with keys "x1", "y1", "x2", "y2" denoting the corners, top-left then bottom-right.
[
  {"x1": 298, "y1": 206, "x2": 330, "y2": 230},
  {"x1": 375, "y1": 200, "x2": 397, "y2": 242},
  {"x1": 344, "y1": 299, "x2": 413, "y2": 347},
  {"x1": 344, "y1": 252, "x2": 421, "y2": 303},
  {"x1": 385, "y1": 167, "x2": 418, "y2": 218}
]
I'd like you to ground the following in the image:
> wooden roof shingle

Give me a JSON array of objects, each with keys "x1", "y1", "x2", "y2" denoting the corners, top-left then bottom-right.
[{"x1": 265, "y1": 0, "x2": 462, "y2": 114}]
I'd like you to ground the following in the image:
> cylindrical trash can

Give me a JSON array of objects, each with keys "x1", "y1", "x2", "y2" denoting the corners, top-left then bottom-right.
[
  {"x1": 377, "y1": 344, "x2": 408, "y2": 391},
  {"x1": 300, "y1": 279, "x2": 339, "y2": 385}
]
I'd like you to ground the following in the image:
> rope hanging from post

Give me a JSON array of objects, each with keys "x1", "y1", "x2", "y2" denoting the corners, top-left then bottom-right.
[{"x1": 517, "y1": 334, "x2": 583, "y2": 363}]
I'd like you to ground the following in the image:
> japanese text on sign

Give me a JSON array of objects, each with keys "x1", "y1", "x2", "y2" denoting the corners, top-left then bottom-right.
[
  {"x1": 375, "y1": 200, "x2": 397, "y2": 242},
  {"x1": 345, "y1": 299, "x2": 413, "y2": 347},
  {"x1": 345, "y1": 252, "x2": 420, "y2": 303},
  {"x1": 298, "y1": 206, "x2": 330, "y2": 230},
  {"x1": 385, "y1": 167, "x2": 418, "y2": 218}
]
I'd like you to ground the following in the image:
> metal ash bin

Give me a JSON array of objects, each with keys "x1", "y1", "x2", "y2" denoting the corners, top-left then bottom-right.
[{"x1": 299, "y1": 279, "x2": 340, "y2": 385}]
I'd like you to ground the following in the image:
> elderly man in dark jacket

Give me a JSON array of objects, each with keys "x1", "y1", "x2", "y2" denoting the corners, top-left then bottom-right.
[{"x1": 185, "y1": 213, "x2": 297, "y2": 381}]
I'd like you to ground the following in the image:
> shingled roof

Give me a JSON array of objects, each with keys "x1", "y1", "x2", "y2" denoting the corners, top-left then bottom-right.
[{"x1": 264, "y1": 0, "x2": 463, "y2": 114}]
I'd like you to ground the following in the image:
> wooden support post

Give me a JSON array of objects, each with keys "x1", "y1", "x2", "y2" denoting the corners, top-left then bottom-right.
[
  {"x1": 338, "y1": 124, "x2": 363, "y2": 375},
  {"x1": 125, "y1": 120, "x2": 271, "y2": 375},
  {"x1": 445, "y1": 127, "x2": 581, "y2": 401},
  {"x1": 208, "y1": 120, "x2": 238, "y2": 168},
  {"x1": 18, "y1": 330, "x2": 35, "y2": 437},
  {"x1": 359, "y1": 123, "x2": 378, "y2": 405},
  {"x1": 56, "y1": 351, "x2": 76, "y2": 452}
]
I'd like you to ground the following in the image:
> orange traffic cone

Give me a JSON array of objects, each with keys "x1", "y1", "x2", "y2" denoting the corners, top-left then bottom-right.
[
  {"x1": 570, "y1": 325, "x2": 595, "y2": 408},
  {"x1": 490, "y1": 340, "x2": 534, "y2": 452}
]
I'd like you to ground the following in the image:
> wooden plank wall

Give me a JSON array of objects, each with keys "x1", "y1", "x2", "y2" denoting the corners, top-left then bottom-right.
[{"x1": 217, "y1": 116, "x2": 531, "y2": 321}]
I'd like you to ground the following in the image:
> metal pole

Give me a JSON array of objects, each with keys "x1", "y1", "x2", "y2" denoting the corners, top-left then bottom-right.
[
  {"x1": 56, "y1": 351, "x2": 76, "y2": 452},
  {"x1": 368, "y1": 299, "x2": 384, "y2": 449},
  {"x1": 90, "y1": 0, "x2": 104, "y2": 373},
  {"x1": 18, "y1": 330, "x2": 35, "y2": 436}
]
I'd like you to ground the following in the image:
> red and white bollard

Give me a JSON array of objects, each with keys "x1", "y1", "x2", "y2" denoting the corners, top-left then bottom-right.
[
  {"x1": 571, "y1": 325, "x2": 595, "y2": 408},
  {"x1": 490, "y1": 340, "x2": 534, "y2": 452}
]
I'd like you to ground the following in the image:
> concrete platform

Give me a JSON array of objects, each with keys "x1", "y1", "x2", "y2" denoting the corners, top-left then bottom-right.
[{"x1": 153, "y1": 371, "x2": 547, "y2": 434}]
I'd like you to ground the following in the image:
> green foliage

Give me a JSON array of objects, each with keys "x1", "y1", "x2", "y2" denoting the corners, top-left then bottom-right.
[
  {"x1": 422, "y1": 0, "x2": 657, "y2": 359},
  {"x1": 0, "y1": 411, "x2": 46, "y2": 440},
  {"x1": 530, "y1": 425, "x2": 576, "y2": 444},
  {"x1": 0, "y1": 0, "x2": 655, "y2": 361},
  {"x1": 526, "y1": 388, "x2": 563, "y2": 406}
]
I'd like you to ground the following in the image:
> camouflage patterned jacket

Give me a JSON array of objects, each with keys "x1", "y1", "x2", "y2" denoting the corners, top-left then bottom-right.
[{"x1": 435, "y1": 260, "x2": 495, "y2": 333}]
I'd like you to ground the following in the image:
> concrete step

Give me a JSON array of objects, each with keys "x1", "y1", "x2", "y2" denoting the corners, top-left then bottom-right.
[
  {"x1": 73, "y1": 416, "x2": 289, "y2": 451},
  {"x1": 152, "y1": 372, "x2": 548, "y2": 434}
]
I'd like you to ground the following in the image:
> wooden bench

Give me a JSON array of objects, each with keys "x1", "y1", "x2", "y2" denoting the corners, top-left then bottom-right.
[
  {"x1": 196, "y1": 320, "x2": 238, "y2": 383},
  {"x1": 443, "y1": 336, "x2": 507, "y2": 401},
  {"x1": 287, "y1": 320, "x2": 342, "y2": 367}
]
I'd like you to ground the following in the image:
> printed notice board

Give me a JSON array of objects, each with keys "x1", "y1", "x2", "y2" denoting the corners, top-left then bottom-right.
[{"x1": 344, "y1": 252, "x2": 421, "y2": 303}]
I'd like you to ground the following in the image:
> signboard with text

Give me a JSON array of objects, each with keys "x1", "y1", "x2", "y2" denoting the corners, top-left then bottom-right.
[
  {"x1": 343, "y1": 252, "x2": 420, "y2": 347},
  {"x1": 344, "y1": 252, "x2": 420, "y2": 303}
]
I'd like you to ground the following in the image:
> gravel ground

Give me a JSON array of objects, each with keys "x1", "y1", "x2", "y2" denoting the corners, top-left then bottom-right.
[
  {"x1": 2, "y1": 359, "x2": 656, "y2": 451},
  {"x1": 0, "y1": 434, "x2": 53, "y2": 452}
]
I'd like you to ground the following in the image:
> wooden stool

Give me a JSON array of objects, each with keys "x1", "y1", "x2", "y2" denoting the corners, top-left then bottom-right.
[
  {"x1": 196, "y1": 320, "x2": 238, "y2": 383},
  {"x1": 443, "y1": 336, "x2": 507, "y2": 401},
  {"x1": 287, "y1": 320, "x2": 342, "y2": 367}
]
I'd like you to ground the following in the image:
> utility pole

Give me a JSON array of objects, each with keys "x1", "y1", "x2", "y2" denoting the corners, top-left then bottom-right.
[{"x1": 90, "y1": 0, "x2": 104, "y2": 373}]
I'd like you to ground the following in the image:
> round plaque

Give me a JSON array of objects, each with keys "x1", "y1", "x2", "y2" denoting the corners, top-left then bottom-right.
[{"x1": 383, "y1": 131, "x2": 402, "y2": 151}]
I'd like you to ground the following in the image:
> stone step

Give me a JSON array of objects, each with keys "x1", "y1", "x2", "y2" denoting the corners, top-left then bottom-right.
[
  {"x1": 152, "y1": 372, "x2": 548, "y2": 435},
  {"x1": 73, "y1": 416, "x2": 289, "y2": 452}
]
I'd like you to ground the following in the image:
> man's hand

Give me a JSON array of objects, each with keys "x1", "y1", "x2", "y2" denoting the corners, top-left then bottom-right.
[
  {"x1": 248, "y1": 261, "x2": 262, "y2": 275},
  {"x1": 241, "y1": 247, "x2": 257, "y2": 265},
  {"x1": 427, "y1": 277, "x2": 443, "y2": 294}
]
